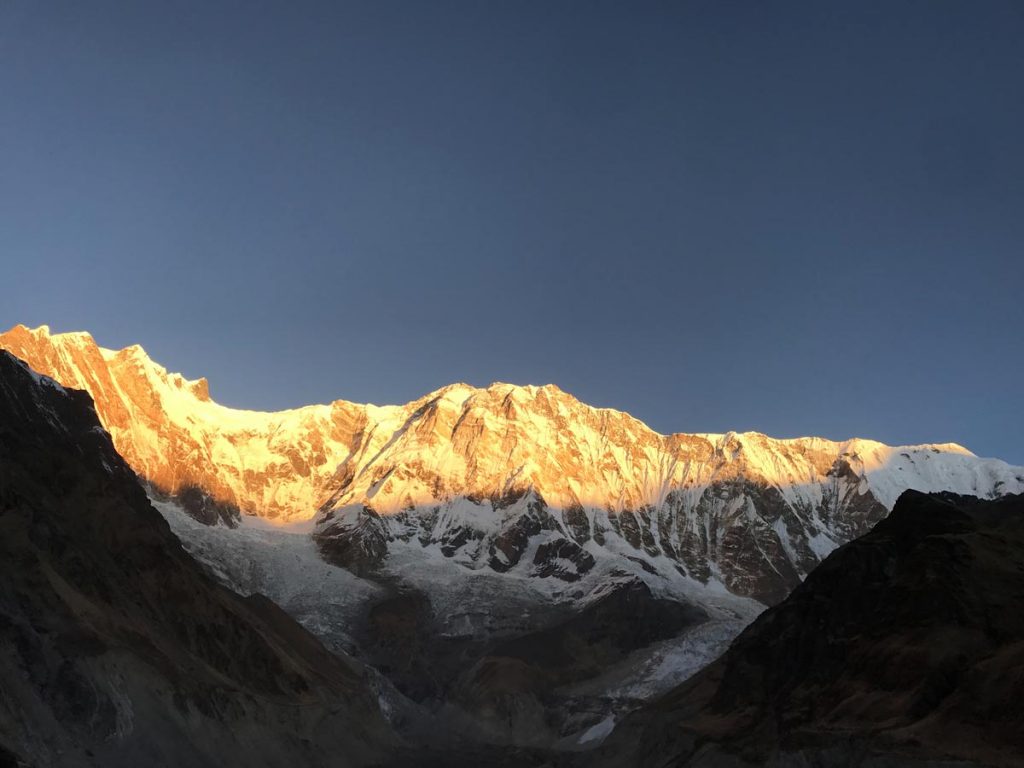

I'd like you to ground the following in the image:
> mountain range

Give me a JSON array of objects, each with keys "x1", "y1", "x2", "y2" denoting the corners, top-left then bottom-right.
[
  {"x1": 2, "y1": 324, "x2": 1020, "y2": 605},
  {"x1": 2, "y1": 323, "x2": 1023, "y2": 760}
]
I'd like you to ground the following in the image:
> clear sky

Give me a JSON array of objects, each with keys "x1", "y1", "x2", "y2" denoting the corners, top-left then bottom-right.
[{"x1": 2, "y1": 2, "x2": 1022, "y2": 463}]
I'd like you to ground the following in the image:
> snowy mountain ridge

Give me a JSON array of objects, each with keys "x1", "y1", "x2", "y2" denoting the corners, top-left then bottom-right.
[
  {"x1": 2, "y1": 323, "x2": 1022, "y2": 604},
  {"x1": 4, "y1": 323, "x2": 1023, "y2": 749}
]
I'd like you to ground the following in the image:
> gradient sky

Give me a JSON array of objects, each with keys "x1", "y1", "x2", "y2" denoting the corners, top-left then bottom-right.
[{"x1": 2, "y1": 2, "x2": 1022, "y2": 463}]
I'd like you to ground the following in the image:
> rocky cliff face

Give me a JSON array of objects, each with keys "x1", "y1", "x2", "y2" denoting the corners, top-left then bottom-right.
[
  {"x1": 4, "y1": 324, "x2": 1020, "y2": 606},
  {"x1": 0, "y1": 324, "x2": 369, "y2": 525},
  {"x1": 0, "y1": 350, "x2": 396, "y2": 767},
  {"x1": 597, "y1": 491, "x2": 1024, "y2": 768}
]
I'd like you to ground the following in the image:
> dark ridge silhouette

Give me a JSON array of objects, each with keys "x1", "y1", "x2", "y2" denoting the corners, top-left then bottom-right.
[
  {"x1": 597, "y1": 490, "x2": 1024, "y2": 768},
  {"x1": 0, "y1": 351, "x2": 397, "y2": 767}
]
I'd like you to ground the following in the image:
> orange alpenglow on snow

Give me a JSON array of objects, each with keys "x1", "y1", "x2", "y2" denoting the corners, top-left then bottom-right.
[{"x1": 1, "y1": 324, "x2": 1018, "y2": 529}]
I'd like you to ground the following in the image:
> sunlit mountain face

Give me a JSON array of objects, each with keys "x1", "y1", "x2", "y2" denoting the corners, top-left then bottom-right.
[
  {"x1": 2, "y1": 323, "x2": 1023, "y2": 762},
  {"x1": 3, "y1": 324, "x2": 1020, "y2": 586}
]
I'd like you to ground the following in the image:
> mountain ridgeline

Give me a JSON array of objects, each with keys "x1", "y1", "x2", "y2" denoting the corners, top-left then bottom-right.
[{"x1": 2, "y1": 324, "x2": 1021, "y2": 607}]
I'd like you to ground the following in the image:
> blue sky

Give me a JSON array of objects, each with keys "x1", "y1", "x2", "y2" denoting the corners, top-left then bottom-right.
[{"x1": 2, "y1": 1, "x2": 1022, "y2": 463}]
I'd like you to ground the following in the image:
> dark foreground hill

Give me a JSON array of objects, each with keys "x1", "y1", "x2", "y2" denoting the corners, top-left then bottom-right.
[
  {"x1": 597, "y1": 490, "x2": 1024, "y2": 768},
  {"x1": 0, "y1": 351, "x2": 397, "y2": 767}
]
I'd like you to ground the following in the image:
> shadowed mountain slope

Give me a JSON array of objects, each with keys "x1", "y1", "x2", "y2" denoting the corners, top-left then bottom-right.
[
  {"x1": 0, "y1": 351, "x2": 396, "y2": 767},
  {"x1": 597, "y1": 490, "x2": 1024, "y2": 768}
]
